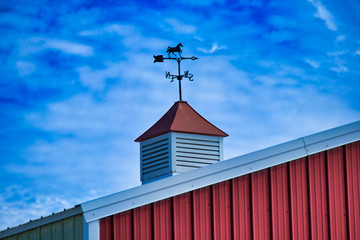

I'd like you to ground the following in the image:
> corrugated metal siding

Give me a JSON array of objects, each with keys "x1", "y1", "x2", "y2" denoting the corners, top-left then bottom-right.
[
  {"x1": 232, "y1": 175, "x2": 251, "y2": 239},
  {"x1": 346, "y1": 141, "x2": 360, "y2": 239},
  {"x1": 289, "y1": 157, "x2": 310, "y2": 239},
  {"x1": 2, "y1": 214, "x2": 83, "y2": 240},
  {"x1": 270, "y1": 164, "x2": 291, "y2": 239},
  {"x1": 100, "y1": 141, "x2": 360, "y2": 240},
  {"x1": 251, "y1": 169, "x2": 271, "y2": 240},
  {"x1": 212, "y1": 181, "x2": 232, "y2": 240},
  {"x1": 193, "y1": 186, "x2": 212, "y2": 239},
  {"x1": 173, "y1": 192, "x2": 192, "y2": 239},
  {"x1": 308, "y1": 152, "x2": 329, "y2": 239}
]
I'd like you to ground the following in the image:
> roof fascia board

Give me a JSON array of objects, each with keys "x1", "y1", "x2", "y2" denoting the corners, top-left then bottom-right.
[
  {"x1": 0, "y1": 206, "x2": 82, "y2": 238},
  {"x1": 304, "y1": 121, "x2": 360, "y2": 155},
  {"x1": 82, "y1": 120, "x2": 360, "y2": 222}
]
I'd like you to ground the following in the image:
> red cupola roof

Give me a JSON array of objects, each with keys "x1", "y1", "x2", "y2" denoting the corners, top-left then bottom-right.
[{"x1": 135, "y1": 101, "x2": 228, "y2": 142}]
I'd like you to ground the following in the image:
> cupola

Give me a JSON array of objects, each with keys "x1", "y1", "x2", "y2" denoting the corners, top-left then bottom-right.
[{"x1": 135, "y1": 101, "x2": 228, "y2": 184}]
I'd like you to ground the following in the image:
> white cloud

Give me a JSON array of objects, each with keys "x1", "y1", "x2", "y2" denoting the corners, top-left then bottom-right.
[
  {"x1": 331, "y1": 65, "x2": 348, "y2": 73},
  {"x1": 77, "y1": 63, "x2": 123, "y2": 91},
  {"x1": 164, "y1": 18, "x2": 196, "y2": 34},
  {"x1": 308, "y1": 0, "x2": 337, "y2": 31},
  {"x1": 19, "y1": 37, "x2": 94, "y2": 57},
  {"x1": 194, "y1": 36, "x2": 204, "y2": 42},
  {"x1": 327, "y1": 50, "x2": 347, "y2": 56},
  {"x1": 16, "y1": 61, "x2": 36, "y2": 76},
  {"x1": 0, "y1": 185, "x2": 73, "y2": 230},
  {"x1": 305, "y1": 59, "x2": 320, "y2": 68},
  {"x1": 197, "y1": 42, "x2": 227, "y2": 54},
  {"x1": 336, "y1": 35, "x2": 346, "y2": 41},
  {"x1": 79, "y1": 24, "x2": 135, "y2": 36}
]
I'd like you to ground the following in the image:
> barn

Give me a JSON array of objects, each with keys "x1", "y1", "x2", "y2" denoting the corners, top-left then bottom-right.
[{"x1": 1, "y1": 100, "x2": 359, "y2": 240}]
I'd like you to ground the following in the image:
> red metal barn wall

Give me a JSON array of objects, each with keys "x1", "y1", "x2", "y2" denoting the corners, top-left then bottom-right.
[{"x1": 100, "y1": 141, "x2": 360, "y2": 240}]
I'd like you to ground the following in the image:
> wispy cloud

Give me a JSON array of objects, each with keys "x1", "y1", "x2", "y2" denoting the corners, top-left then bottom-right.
[
  {"x1": 16, "y1": 61, "x2": 36, "y2": 76},
  {"x1": 336, "y1": 35, "x2": 346, "y2": 41},
  {"x1": 164, "y1": 18, "x2": 197, "y2": 34},
  {"x1": 197, "y1": 42, "x2": 227, "y2": 54},
  {"x1": 79, "y1": 24, "x2": 135, "y2": 36},
  {"x1": 308, "y1": 0, "x2": 337, "y2": 31},
  {"x1": 19, "y1": 37, "x2": 94, "y2": 57},
  {"x1": 305, "y1": 59, "x2": 320, "y2": 68},
  {"x1": 330, "y1": 65, "x2": 348, "y2": 73}
]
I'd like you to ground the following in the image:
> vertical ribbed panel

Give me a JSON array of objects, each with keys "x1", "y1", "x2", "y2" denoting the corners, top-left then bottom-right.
[
  {"x1": 133, "y1": 205, "x2": 152, "y2": 240},
  {"x1": 308, "y1": 152, "x2": 329, "y2": 239},
  {"x1": 153, "y1": 199, "x2": 172, "y2": 240},
  {"x1": 173, "y1": 192, "x2": 192, "y2": 240},
  {"x1": 212, "y1": 181, "x2": 232, "y2": 240},
  {"x1": 140, "y1": 134, "x2": 170, "y2": 182},
  {"x1": 251, "y1": 169, "x2": 271, "y2": 240},
  {"x1": 270, "y1": 164, "x2": 291, "y2": 239},
  {"x1": 100, "y1": 141, "x2": 360, "y2": 240},
  {"x1": 175, "y1": 133, "x2": 222, "y2": 172},
  {"x1": 113, "y1": 210, "x2": 132, "y2": 240},
  {"x1": 289, "y1": 158, "x2": 310, "y2": 239},
  {"x1": 327, "y1": 147, "x2": 348, "y2": 239},
  {"x1": 232, "y1": 175, "x2": 251, "y2": 239},
  {"x1": 346, "y1": 141, "x2": 360, "y2": 239},
  {"x1": 193, "y1": 186, "x2": 212, "y2": 240}
]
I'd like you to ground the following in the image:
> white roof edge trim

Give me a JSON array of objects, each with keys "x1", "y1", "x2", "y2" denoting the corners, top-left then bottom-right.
[
  {"x1": 81, "y1": 120, "x2": 360, "y2": 222},
  {"x1": 0, "y1": 206, "x2": 82, "y2": 238}
]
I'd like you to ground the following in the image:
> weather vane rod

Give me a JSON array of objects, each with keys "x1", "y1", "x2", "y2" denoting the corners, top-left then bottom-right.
[{"x1": 153, "y1": 43, "x2": 198, "y2": 101}]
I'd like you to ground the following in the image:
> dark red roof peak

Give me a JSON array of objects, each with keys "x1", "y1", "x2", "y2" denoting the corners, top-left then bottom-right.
[{"x1": 135, "y1": 101, "x2": 228, "y2": 142}]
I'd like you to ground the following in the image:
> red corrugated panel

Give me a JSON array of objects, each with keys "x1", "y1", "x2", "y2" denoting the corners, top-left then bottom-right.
[
  {"x1": 113, "y1": 210, "x2": 132, "y2": 240},
  {"x1": 133, "y1": 204, "x2": 152, "y2": 240},
  {"x1": 346, "y1": 141, "x2": 360, "y2": 239},
  {"x1": 308, "y1": 152, "x2": 329, "y2": 239},
  {"x1": 173, "y1": 192, "x2": 192, "y2": 240},
  {"x1": 153, "y1": 198, "x2": 172, "y2": 240},
  {"x1": 327, "y1": 146, "x2": 348, "y2": 239},
  {"x1": 251, "y1": 169, "x2": 271, "y2": 240},
  {"x1": 193, "y1": 186, "x2": 212, "y2": 240},
  {"x1": 99, "y1": 141, "x2": 360, "y2": 240},
  {"x1": 212, "y1": 180, "x2": 232, "y2": 240},
  {"x1": 100, "y1": 216, "x2": 112, "y2": 240},
  {"x1": 270, "y1": 163, "x2": 291, "y2": 239},
  {"x1": 232, "y1": 175, "x2": 251, "y2": 240},
  {"x1": 289, "y1": 157, "x2": 310, "y2": 239}
]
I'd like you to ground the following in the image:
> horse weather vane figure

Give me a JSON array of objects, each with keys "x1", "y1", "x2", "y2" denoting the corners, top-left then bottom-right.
[{"x1": 153, "y1": 43, "x2": 198, "y2": 101}]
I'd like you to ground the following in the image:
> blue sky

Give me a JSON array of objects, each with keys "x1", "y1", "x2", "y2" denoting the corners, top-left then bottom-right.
[{"x1": 1, "y1": 0, "x2": 359, "y2": 230}]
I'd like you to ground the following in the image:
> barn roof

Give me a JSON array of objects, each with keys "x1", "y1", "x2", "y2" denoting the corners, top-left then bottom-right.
[
  {"x1": 135, "y1": 101, "x2": 228, "y2": 142},
  {"x1": 82, "y1": 120, "x2": 360, "y2": 222},
  {"x1": 0, "y1": 206, "x2": 82, "y2": 238}
]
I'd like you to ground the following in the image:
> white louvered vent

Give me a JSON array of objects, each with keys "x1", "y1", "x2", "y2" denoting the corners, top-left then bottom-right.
[
  {"x1": 140, "y1": 135, "x2": 171, "y2": 182},
  {"x1": 175, "y1": 134, "x2": 221, "y2": 172},
  {"x1": 140, "y1": 132, "x2": 223, "y2": 184}
]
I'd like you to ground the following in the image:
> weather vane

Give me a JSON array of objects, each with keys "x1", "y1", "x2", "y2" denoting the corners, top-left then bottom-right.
[{"x1": 153, "y1": 43, "x2": 198, "y2": 101}]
